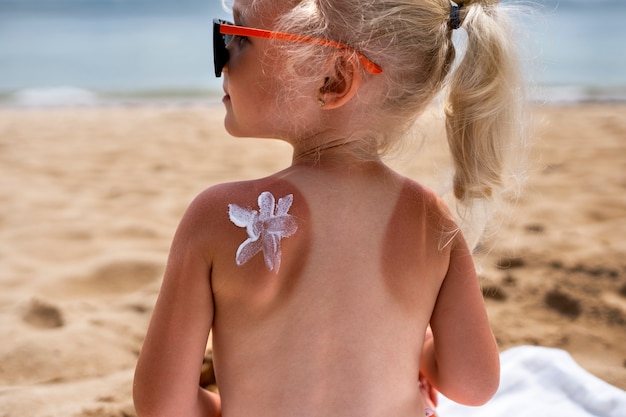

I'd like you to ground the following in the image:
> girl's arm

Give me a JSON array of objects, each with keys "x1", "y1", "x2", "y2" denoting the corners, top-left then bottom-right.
[
  {"x1": 420, "y1": 235, "x2": 500, "y2": 406},
  {"x1": 134, "y1": 195, "x2": 221, "y2": 417}
]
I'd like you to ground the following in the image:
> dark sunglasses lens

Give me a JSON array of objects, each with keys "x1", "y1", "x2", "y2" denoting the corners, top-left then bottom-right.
[{"x1": 213, "y1": 19, "x2": 230, "y2": 77}]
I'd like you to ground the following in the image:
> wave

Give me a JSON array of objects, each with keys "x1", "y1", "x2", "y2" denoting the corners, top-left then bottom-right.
[
  {"x1": 9, "y1": 86, "x2": 99, "y2": 107},
  {"x1": 532, "y1": 85, "x2": 626, "y2": 104},
  {"x1": 0, "y1": 86, "x2": 223, "y2": 108}
]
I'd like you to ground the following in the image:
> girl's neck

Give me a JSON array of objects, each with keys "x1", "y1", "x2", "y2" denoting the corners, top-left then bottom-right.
[{"x1": 291, "y1": 136, "x2": 380, "y2": 168}]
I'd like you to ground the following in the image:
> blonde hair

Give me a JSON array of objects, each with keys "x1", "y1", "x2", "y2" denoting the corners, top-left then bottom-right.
[{"x1": 231, "y1": 0, "x2": 529, "y2": 245}]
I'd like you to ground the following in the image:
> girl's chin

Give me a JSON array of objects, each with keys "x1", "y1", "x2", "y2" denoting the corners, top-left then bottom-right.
[{"x1": 222, "y1": 115, "x2": 246, "y2": 138}]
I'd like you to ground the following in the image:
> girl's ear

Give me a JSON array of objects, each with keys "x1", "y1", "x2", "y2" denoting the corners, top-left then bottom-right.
[{"x1": 318, "y1": 54, "x2": 364, "y2": 109}]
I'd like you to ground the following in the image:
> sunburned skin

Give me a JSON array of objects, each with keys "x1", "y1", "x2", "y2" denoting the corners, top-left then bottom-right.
[
  {"x1": 228, "y1": 191, "x2": 298, "y2": 272},
  {"x1": 212, "y1": 174, "x2": 456, "y2": 417}
]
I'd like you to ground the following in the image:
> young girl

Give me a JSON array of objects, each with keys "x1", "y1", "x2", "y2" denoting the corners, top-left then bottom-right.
[{"x1": 133, "y1": 0, "x2": 527, "y2": 416}]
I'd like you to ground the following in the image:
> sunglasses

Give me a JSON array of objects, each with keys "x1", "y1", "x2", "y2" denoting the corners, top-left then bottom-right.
[{"x1": 213, "y1": 18, "x2": 383, "y2": 77}]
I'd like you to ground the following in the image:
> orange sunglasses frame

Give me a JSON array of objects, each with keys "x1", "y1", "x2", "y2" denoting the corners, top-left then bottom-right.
[{"x1": 215, "y1": 20, "x2": 383, "y2": 76}]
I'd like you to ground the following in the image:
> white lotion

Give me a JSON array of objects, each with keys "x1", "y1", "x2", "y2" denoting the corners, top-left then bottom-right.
[{"x1": 228, "y1": 191, "x2": 297, "y2": 272}]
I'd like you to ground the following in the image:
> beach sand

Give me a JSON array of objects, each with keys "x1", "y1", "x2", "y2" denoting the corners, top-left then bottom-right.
[{"x1": 0, "y1": 103, "x2": 624, "y2": 416}]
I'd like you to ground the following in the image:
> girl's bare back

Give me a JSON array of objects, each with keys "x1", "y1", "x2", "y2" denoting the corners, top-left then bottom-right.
[{"x1": 204, "y1": 160, "x2": 462, "y2": 416}]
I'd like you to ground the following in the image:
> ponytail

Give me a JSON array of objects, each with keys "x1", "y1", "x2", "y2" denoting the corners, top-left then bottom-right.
[{"x1": 445, "y1": 0, "x2": 528, "y2": 246}]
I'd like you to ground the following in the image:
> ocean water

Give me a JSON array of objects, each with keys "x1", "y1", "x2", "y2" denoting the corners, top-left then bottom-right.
[
  {"x1": 525, "y1": 0, "x2": 626, "y2": 102},
  {"x1": 0, "y1": 0, "x2": 624, "y2": 106},
  {"x1": 0, "y1": 0, "x2": 231, "y2": 105}
]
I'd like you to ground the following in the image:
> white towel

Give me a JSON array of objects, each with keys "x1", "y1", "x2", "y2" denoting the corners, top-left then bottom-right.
[{"x1": 437, "y1": 346, "x2": 626, "y2": 417}]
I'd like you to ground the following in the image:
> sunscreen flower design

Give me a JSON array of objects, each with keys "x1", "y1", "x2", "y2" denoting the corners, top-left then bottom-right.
[{"x1": 228, "y1": 191, "x2": 297, "y2": 272}]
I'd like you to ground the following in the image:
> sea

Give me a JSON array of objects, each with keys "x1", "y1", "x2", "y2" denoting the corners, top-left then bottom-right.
[{"x1": 0, "y1": 0, "x2": 625, "y2": 107}]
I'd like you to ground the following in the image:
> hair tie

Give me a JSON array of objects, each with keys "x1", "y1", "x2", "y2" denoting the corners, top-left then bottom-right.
[{"x1": 449, "y1": 2, "x2": 463, "y2": 30}]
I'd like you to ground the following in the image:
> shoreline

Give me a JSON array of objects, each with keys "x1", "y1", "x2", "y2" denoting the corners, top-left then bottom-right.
[{"x1": 2, "y1": 84, "x2": 626, "y2": 108}]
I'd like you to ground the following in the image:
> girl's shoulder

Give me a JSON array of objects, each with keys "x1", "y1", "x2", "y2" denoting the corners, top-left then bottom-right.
[
  {"x1": 183, "y1": 177, "x2": 303, "y2": 272},
  {"x1": 393, "y1": 176, "x2": 461, "y2": 248},
  {"x1": 192, "y1": 176, "x2": 295, "y2": 209},
  {"x1": 397, "y1": 177, "x2": 455, "y2": 219},
  {"x1": 183, "y1": 176, "x2": 298, "y2": 230}
]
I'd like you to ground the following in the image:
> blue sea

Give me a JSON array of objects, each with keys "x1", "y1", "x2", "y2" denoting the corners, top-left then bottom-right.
[{"x1": 0, "y1": 0, "x2": 624, "y2": 106}]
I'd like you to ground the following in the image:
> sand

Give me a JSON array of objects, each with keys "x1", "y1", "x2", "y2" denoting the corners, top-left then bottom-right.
[{"x1": 0, "y1": 103, "x2": 624, "y2": 416}]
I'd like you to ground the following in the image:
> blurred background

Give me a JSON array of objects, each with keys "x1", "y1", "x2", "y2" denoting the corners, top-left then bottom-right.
[{"x1": 0, "y1": 0, "x2": 624, "y2": 106}]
